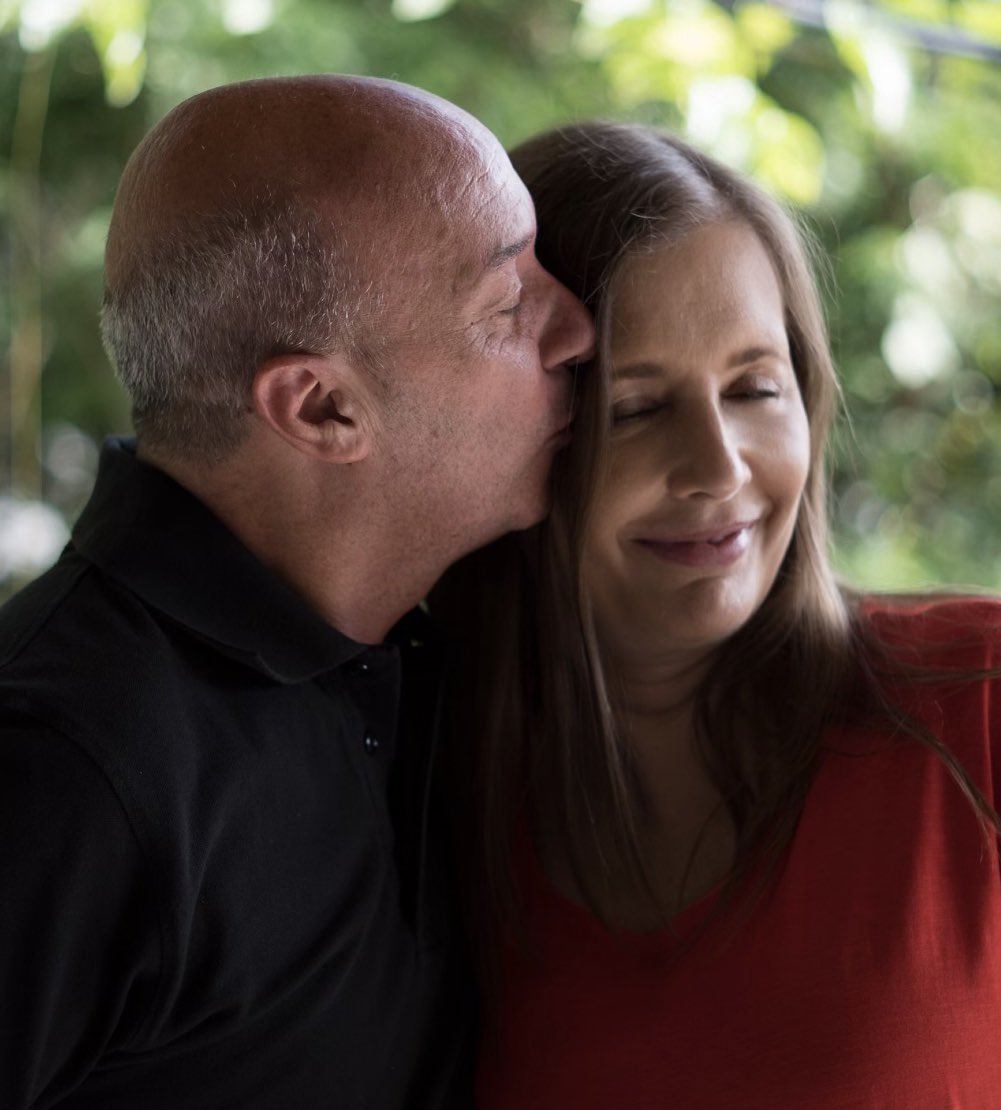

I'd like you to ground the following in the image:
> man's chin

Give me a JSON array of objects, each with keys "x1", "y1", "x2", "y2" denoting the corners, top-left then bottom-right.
[
  {"x1": 510, "y1": 485, "x2": 554, "y2": 532},
  {"x1": 468, "y1": 492, "x2": 552, "y2": 552}
]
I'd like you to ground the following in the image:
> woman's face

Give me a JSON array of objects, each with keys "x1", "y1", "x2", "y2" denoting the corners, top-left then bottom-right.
[{"x1": 583, "y1": 220, "x2": 810, "y2": 673}]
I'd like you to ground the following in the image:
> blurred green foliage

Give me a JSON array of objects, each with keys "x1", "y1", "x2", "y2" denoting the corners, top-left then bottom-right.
[{"x1": 1, "y1": 0, "x2": 999, "y2": 593}]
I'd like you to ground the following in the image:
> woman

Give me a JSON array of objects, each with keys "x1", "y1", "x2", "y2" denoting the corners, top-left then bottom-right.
[{"x1": 437, "y1": 121, "x2": 1001, "y2": 1108}]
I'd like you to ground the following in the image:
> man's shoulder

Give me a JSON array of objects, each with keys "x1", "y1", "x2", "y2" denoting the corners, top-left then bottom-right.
[
  {"x1": 1, "y1": 545, "x2": 166, "y2": 680},
  {"x1": 0, "y1": 545, "x2": 213, "y2": 758},
  {"x1": 0, "y1": 548, "x2": 93, "y2": 670}
]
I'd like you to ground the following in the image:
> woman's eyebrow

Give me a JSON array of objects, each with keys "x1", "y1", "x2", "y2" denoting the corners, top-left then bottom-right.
[
  {"x1": 726, "y1": 344, "x2": 785, "y2": 368},
  {"x1": 613, "y1": 343, "x2": 788, "y2": 381},
  {"x1": 610, "y1": 361, "x2": 662, "y2": 382}
]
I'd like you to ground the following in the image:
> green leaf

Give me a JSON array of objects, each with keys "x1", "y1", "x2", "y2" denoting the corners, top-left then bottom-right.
[{"x1": 83, "y1": 0, "x2": 147, "y2": 106}]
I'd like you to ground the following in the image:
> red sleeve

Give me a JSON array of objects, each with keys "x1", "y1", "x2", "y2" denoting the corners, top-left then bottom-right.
[{"x1": 863, "y1": 594, "x2": 1001, "y2": 806}]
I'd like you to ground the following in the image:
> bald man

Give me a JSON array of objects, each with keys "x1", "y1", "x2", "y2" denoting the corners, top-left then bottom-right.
[{"x1": 0, "y1": 76, "x2": 593, "y2": 1109}]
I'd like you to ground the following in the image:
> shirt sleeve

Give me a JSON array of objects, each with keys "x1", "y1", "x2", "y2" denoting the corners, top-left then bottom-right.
[{"x1": 0, "y1": 720, "x2": 161, "y2": 1109}]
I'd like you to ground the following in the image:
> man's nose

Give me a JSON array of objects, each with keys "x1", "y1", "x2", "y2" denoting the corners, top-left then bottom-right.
[
  {"x1": 539, "y1": 274, "x2": 595, "y2": 372},
  {"x1": 667, "y1": 404, "x2": 751, "y2": 501}
]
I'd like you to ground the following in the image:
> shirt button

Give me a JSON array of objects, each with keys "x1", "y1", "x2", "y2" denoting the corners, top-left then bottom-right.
[
  {"x1": 364, "y1": 732, "x2": 380, "y2": 755},
  {"x1": 351, "y1": 659, "x2": 370, "y2": 675}
]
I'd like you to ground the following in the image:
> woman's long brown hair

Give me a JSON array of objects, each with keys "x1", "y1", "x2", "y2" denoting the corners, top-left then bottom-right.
[{"x1": 433, "y1": 121, "x2": 1000, "y2": 978}]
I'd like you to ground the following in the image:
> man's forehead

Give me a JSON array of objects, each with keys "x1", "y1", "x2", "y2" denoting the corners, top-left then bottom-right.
[{"x1": 442, "y1": 169, "x2": 536, "y2": 293}]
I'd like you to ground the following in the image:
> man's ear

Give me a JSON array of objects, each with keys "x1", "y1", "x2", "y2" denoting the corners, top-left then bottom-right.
[{"x1": 251, "y1": 353, "x2": 375, "y2": 463}]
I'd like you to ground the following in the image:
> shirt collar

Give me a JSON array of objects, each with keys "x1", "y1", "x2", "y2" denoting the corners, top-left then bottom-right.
[{"x1": 72, "y1": 438, "x2": 371, "y2": 683}]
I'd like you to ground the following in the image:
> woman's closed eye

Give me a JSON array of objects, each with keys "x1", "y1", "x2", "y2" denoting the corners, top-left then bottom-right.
[
  {"x1": 611, "y1": 379, "x2": 786, "y2": 425},
  {"x1": 728, "y1": 381, "x2": 782, "y2": 401},
  {"x1": 725, "y1": 365, "x2": 789, "y2": 401},
  {"x1": 610, "y1": 396, "x2": 667, "y2": 425}
]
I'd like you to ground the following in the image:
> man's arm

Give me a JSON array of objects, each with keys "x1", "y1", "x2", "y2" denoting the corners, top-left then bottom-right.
[{"x1": 0, "y1": 721, "x2": 160, "y2": 1108}]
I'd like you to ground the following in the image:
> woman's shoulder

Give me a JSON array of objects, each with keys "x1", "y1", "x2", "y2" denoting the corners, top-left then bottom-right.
[
  {"x1": 859, "y1": 592, "x2": 1001, "y2": 669},
  {"x1": 846, "y1": 595, "x2": 1001, "y2": 783}
]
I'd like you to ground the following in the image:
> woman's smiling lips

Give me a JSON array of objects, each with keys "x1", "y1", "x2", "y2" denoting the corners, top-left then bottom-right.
[{"x1": 634, "y1": 521, "x2": 757, "y2": 568}]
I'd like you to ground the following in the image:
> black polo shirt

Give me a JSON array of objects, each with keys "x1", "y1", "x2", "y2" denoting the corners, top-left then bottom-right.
[{"x1": 0, "y1": 439, "x2": 474, "y2": 1109}]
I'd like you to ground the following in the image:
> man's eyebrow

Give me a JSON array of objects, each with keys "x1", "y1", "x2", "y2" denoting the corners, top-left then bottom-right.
[{"x1": 487, "y1": 234, "x2": 534, "y2": 270}]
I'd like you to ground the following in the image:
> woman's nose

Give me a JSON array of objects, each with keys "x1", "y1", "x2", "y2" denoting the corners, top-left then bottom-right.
[{"x1": 666, "y1": 403, "x2": 751, "y2": 501}]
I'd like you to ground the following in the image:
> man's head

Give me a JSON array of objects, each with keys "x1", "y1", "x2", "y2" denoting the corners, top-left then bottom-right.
[{"x1": 102, "y1": 75, "x2": 593, "y2": 549}]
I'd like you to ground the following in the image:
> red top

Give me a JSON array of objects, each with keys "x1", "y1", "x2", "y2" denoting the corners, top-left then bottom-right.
[{"x1": 477, "y1": 598, "x2": 1001, "y2": 1109}]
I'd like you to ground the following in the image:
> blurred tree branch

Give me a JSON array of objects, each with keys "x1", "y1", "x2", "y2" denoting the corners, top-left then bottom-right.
[{"x1": 7, "y1": 45, "x2": 55, "y2": 499}]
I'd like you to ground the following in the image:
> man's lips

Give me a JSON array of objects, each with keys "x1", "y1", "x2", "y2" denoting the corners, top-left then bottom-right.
[{"x1": 634, "y1": 521, "x2": 756, "y2": 568}]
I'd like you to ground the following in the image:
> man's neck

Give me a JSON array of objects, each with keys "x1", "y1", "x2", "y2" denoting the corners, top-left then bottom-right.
[{"x1": 141, "y1": 442, "x2": 438, "y2": 644}]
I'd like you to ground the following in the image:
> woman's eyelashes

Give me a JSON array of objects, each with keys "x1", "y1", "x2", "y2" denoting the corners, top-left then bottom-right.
[
  {"x1": 610, "y1": 377, "x2": 786, "y2": 425},
  {"x1": 729, "y1": 379, "x2": 783, "y2": 400},
  {"x1": 611, "y1": 397, "x2": 665, "y2": 424}
]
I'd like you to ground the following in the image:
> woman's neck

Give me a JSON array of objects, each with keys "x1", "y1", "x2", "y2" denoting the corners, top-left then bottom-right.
[
  {"x1": 610, "y1": 648, "x2": 711, "y2": 816},
  {"x1": 575, "y1": 648, "x2": 737, "y2": 926}
]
